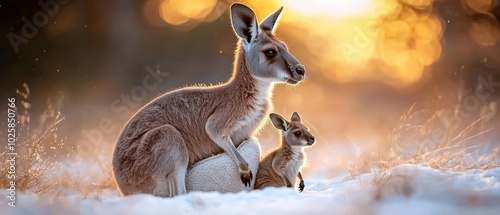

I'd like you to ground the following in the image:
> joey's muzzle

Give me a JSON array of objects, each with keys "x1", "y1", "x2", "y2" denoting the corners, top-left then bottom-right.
[{"x1": 307, "y1": 135, "x2": 315, "y2": 145}]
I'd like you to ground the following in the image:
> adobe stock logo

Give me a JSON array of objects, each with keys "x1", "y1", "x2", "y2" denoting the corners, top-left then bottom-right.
[{"x1": 7, "y1": 0, "x2": 70, "y2": 53}]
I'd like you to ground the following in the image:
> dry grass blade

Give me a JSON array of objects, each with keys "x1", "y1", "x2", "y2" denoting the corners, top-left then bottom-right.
[
  {"x1": 447, "y1": 115, "x2": 492, "y2": 145},
  {"x1": 0, "y1": 86, "x2": 67, "y2": 195}
]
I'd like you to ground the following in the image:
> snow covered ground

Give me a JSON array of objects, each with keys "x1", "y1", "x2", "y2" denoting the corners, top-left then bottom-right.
[{"x1": 1, "y1": 164, "x2": 499, "y2": 215}]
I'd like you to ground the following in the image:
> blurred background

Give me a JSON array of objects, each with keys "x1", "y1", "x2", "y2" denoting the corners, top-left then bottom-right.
[{"x1": 1, "y1": 0, "x2": 499, "y2": 180}]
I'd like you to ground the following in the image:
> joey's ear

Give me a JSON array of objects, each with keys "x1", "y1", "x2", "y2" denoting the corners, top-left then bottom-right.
[
  {"x1": 270, "y1": 113, "x2": 289, "y2": 131},
  {"x1": 291, "y1": 112, "x2": 301, "y2": 122},
  {"x1": 230, "y1": 3, "x2": 259, "y2": 43},
  {"x1": 260, "y1": 6, "x2": 283, "y2": 32}
]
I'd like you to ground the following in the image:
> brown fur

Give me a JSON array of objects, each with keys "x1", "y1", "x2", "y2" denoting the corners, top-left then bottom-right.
[
  {"x1": 112, "y1": 3, "x2": 306, "y2": 197},
  {"x1": 254, "y1": 112, "x2": 315, "y2": 192}
]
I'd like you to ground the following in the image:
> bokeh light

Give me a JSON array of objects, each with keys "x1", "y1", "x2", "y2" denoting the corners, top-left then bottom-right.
[
  {"x1": 272, "y1": 0, "x2": 444, "y2": 87},
  {"x1": 160, "y1": 0, "x2": 217, "y2": 26},
  {"x1": 463, "y1": 0, "x2": 497, "y2": 13},
  {"x1": 278, "y1": 0, "x2": 377, "y2": 18},
  {"x1": 468, "y1": 12, "x2": 500, "y2": 46},
  {"x1": 143, "y1": 0, "x2": 222, "y2": 30}
]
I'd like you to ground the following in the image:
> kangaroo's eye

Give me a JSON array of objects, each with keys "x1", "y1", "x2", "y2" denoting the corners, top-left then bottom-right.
[
  {"x1": 294, "y1": 131, "x2": 302, "y2": 136},
  {"x1": 264, "y1": 49, "x2": 277, "y2": 58}
]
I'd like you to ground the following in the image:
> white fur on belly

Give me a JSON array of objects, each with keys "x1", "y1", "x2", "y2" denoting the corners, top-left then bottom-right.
[{"x1": 186, "y1": 138, "x2": 261, "y2": 193}]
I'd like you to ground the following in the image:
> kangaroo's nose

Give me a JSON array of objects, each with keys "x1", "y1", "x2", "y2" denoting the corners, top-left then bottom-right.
[
  {"x1": 295, "y1": 64, "x2": 305, "y2": 76},
  {"x1": 309, "y1": 136, "x2": 315, "y2": 143}
]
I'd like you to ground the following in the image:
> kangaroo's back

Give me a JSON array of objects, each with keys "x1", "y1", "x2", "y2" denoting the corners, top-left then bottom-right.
[{"x1": 254, "y1": 149, "x2": 282, "y2": 189}]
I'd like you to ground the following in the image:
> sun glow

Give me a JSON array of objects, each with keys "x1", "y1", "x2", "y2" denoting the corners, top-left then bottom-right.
[
  {"x1": 279, "y1": 0, "x2": 377, "y2": 18},
  {"x1": 144, "y1": 0, "x2": 450, "y2": 87},
  {"x1": 272, "y1": 0, "x2": 443, "y2": 87}
]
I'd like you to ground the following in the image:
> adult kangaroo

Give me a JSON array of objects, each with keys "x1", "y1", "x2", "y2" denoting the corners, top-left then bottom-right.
[{"x1": 112, "y1": 3, "x2": 306, "y2": 197}]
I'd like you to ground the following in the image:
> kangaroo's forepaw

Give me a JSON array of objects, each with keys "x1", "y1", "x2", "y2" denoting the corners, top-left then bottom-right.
[
  {"x1": 240, "y1": 170, "x2": 253, "y2": 187},
  {"x1": 298, "y1": 180, "x2": 305, "y2": 192}
]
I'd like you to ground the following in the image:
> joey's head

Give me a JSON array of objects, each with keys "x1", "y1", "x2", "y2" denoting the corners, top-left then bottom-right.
[
  {"x1": 230, "y1": 3, "x2": 305, "y2": 85},
  {"x1": 270, "y1": 112, "x2": 315, "y2": 147}
]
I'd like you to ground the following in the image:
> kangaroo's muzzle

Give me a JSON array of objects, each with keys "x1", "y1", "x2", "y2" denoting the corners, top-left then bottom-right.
[{"x1": 287, "y1": 64, "x2": 306, "y2": 84}]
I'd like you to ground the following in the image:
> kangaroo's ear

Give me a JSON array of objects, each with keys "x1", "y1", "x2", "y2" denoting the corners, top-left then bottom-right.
[
  {"x1": 260, "y1": 6, "x2": 283, "y2": 33},
  {"x1": 230, "y1": 3, "x2": 259, "y2": 43},
  {"x1": 291, "y1": 112, "x2": 301, "y2": 122},
  {"x1": 270, "y1": 113, "x2": 289, "y2": 131}
]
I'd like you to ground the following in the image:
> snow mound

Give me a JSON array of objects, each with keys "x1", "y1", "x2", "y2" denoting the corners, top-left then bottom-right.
[{"x1": 1, "y1": 165, "x2": 499, "y2": 215}]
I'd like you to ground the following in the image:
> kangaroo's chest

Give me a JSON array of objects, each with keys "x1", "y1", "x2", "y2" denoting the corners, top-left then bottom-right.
[
  {"x1": 285, "y1": 155, "x2": 303, "y2": 175},
  {"x1": 231, "y1": 99, "x2": 270, "y2": 145},
  {"x1": 282, "y1": 152, "x2": 304, "y2": 184},
  {"x1": 229, "y1": 81, "x2": 273, "y2": 145}
]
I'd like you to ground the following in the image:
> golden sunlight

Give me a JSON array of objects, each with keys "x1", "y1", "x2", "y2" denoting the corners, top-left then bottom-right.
[
  {"x1": 159, "y1": 0, "x2": 217, "y2": 28},
  {"x1": 272, "y1": 0, "x2": 443, "y2": 87},
  {"x1": 279, "y1": 0, "x2": 376, "y2": 18}
]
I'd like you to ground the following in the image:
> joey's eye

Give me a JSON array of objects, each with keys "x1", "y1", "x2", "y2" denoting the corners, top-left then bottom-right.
[
  {"x1": 264, "y1": 49, "x2": 277, "y2": 58},
  {"x1": 294, "y1": 131, "x2": 302, "y2": 136}
]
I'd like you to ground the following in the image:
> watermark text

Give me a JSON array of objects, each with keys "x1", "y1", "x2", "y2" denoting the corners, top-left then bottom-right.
[{"x1": 6, "y1": 98, "x2": 17, "y2": 207}]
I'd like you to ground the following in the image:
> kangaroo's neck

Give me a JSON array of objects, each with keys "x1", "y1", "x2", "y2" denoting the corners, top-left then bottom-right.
[
  {"x1": 279, "y1": 134, "x2": 304, "y2": 159},
  {"x1": 227, "y1": 43, "x2": 274, "y2": 101}
]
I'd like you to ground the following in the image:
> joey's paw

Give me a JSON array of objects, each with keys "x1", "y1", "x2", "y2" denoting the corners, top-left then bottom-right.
[
  {"x1": 298, "y1": 180, "x2": 305, "y2": 192},
  {"x1": 240, "y1": 170, "x2": 253, "y2": 187}
]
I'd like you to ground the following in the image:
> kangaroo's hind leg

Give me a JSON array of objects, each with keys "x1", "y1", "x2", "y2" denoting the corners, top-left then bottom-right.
[{"x1": 141, "y1": 124, "x2": 189, "y2": 197}]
